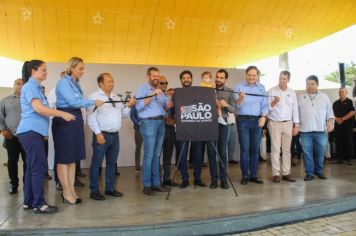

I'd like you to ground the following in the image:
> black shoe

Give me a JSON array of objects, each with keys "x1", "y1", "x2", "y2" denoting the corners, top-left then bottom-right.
[
  {"x1": 304, "y1": 175, "x2": 314, "y2": 181},
  {"x1": 210, "y1": 180, "x2": 218, "y2": 189},
  {"x1": 221, "y1": 181, "x2": 229, "y2": 189},
  {"x1": 229, "y1": 160, "x2": 239, "y2": 164},
  {"x1": 240, "y1": 176, "x2": 249, "y2": 185},
  {"x1": 9, "y1": 186, "x2": 18, "y2": 194},
  {"x1": 315, "y1": 173, "x2": 327, "y2": 180},
  {"x1": 249, "y1": 176, "x2": 264, "y2": 184},
  {"x1": 163, "y1": 180, "x2": 179, "y2": 187},
  {"x1": 115, "y1": 170, "x2": 120, "y2": 176},
  {"x1": 90, "y1": 192, "x2": 105, "y2": 200},
  {"x1": 75, "y1": 198, "x2": 82, "y2": 204},
  {"x1": 179, "y1": 180, "x2": 189, "y2": 189},
  {"x1": 76, "y1": 171, "x2": 86, "y2": 177},
  {"x1": 74, "y1": 179, "x2": 85, "y2": 187},
  {"x1": 33, "y1": 204, "x2": 58, "y2": 214},
  {"x1": 142, "y1": 187, "x2": 155, "y2": 196},
  {"x1": 56, "y1": 182, "x2": 63, "y2": 191},
  {"x1": 61, "y1": 193, "x2": 76, "y2": 204},
  {"x1": 151, "y1": 186, "x2": 169, "y2": 192},
  {"x1": 105, "y1": 190, "x2": 124, "y2": 197},
  {"x1": 194, "y1": 180, "x2": 207, "y2": 187}
]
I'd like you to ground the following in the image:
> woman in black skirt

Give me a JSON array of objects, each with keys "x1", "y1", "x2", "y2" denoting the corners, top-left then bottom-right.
[{"x1": 52, "y1": 57, "x2": 103, "y2": 204}]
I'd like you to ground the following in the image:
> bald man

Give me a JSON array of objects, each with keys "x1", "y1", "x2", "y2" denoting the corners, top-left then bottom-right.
[
  {"x1": 332, "y1": 88, "x2": 355, "y2": 165},
  {"x1": 0, "y1": 79, "x2": 26, "y2": 194}
]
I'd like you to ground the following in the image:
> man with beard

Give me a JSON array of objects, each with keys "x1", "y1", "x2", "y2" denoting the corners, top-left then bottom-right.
[
  {"x1": 135, "y1": 67, "x2": 170, "y2": 196},
  {"x1": 174, "y1": 70, "x2": 207, "y2": 188},
  {"x1": 209, "y1": 69, "x2": 236, "y2": 189}
]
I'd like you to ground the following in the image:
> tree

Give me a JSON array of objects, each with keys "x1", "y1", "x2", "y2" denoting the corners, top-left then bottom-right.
[{"x1": 325, "y1": 62, "x2": 356, "y2": 86}]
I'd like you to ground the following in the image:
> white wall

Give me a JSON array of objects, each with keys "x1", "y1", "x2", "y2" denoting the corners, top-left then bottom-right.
[
  {"x1": 42, "y1": 62, "x2": 245, "y2": 168},
  {"x1": 0, "y1": 87, "x2": 14, "y2": 99}
]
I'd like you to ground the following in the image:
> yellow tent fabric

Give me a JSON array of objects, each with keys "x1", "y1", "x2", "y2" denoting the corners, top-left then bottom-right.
[{"x1": 0, "y1": 0, "x2": 356, "y2": 67}]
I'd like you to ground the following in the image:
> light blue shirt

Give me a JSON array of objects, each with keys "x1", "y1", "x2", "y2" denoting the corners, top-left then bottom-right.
[
  {"x1": 17, "y1": 78, "x2": 50, "y2": 136},
  {"x1": 234, "y1": 82, "x2": 268, "y2": 116},
  {"x1": 135, "y1": 82, "x2": 167, "y2": 119},
  {"x1": 55, "y1": 75, "x2": 95, "y2": 108},
  {"x1": 298, "y1": 92, "x2": 334, "y2": 132}
]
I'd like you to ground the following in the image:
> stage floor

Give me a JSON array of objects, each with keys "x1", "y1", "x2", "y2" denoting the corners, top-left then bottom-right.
[{"x1": 1, "y1": 159, "x2": 356, "y2": 234}]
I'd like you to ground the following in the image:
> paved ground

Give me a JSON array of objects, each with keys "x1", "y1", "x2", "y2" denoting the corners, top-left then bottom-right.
[{"x1": 232, "y1": 211, "x2": 356, "y2": 236}]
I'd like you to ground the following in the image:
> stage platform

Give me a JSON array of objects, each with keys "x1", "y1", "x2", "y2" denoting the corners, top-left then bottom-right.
[{"x1": 1, "y1": 160, "x2": 356, "y2": 236}]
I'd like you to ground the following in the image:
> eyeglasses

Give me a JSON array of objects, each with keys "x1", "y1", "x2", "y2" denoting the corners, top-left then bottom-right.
[
  {"x1": 108, "y1": 97, "x2": 116, "y2": 107},
  {"x1": 160, "y1": 82, "x2": 168, "y2": 85}
]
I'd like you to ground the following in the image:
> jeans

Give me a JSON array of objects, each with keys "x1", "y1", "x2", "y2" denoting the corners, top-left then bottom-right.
[
  {"x1": 140, "y1": 119, "x2": 165, "y2": 187},
  {"x1": 203, "y1": 141, "x2": 217, "y2": 181},
  {"x1": 90, "y1": 132, "x2": 119, "y2": 193},
  {"x1": 237, "y1": 117, "x2": 262, "y2": 178},
  {"x1": 176, "y1": 141, "x2": 203, "y2": 181},
  {"x1": 299, "y1": 132, "x2": 328, "y2": 176}
]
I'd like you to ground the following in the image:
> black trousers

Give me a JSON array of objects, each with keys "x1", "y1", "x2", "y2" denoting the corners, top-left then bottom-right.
[
  {"x1": 335, "y1": 125, "x2": 353, "y2": 161},
  {"x1": 5, "y1": 137, "x2": 26, "y2": 188},
  {"x1": 162, "y1": 125, "x2": 176, "y2": 182}
]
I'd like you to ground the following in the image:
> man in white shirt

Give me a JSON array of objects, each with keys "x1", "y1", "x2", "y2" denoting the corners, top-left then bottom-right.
[
  {"x1": 268, "y1": 71, "x2": 299, "y2": 183},
  {"x1": 298, "y1": 75, "x2": 334, "y2": 181},
  {"x1": 87, "y1": 73, "x2": 135, "y2": 200}
]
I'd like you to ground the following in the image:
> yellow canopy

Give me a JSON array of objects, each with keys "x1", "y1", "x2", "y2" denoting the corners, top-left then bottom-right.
[{"x1": 1, "y1": 0, "x2": 355, "y2": 67}]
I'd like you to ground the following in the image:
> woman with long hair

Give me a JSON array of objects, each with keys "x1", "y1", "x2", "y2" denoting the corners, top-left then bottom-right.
[
  {"x1": 52, "y1": 57, "x2": 103, "y2": 204},
  {"x1": 17, "y1": 60, "x2": 75, "y2": 214}
]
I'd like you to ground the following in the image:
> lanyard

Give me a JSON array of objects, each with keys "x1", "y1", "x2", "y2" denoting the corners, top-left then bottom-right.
[
  {"x1": 68, "y1": 77, "x2": 83, "y2": 95},
  {"x1": 308, "y1": 93, "x2": 317, "y2": 106}
]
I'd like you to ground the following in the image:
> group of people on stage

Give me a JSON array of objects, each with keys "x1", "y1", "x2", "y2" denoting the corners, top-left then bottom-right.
[{"x1": 0, "y1": 57, "x2": 355, "y2": 214}]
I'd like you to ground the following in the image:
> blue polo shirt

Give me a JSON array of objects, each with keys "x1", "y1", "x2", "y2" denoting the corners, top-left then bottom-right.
[
  {"x1": 55, "y1": 74, "x2": 95, "y2": 108},
  {"x1": 17, "y1": 77, "x2": 50, "y2": 136}
]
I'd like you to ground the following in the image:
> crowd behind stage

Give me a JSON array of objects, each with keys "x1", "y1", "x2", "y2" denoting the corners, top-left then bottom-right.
[{"x1": 1, "y1": 57, "x2": 355, "y2": 214}]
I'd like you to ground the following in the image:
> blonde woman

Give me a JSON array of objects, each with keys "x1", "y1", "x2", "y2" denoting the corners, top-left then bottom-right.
[{"x1": 52, "y1": 57, "x2": 103, "y2": 204}]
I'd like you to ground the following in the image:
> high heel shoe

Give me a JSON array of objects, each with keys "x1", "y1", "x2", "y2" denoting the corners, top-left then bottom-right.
[{"x1": 61, "y1": 193, "x2": 76, "y2": 205}]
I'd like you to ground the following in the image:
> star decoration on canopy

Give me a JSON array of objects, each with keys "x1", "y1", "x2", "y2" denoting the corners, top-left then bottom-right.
[
  {"x1": 92, "y1": 12, "x2": 104, "y2": 25},
  {"x1": 21, "y1": 7, "x2": 32, "y2": 21},
  {"x1": 285, "y1": 28, "x2": 294, "y2": 39},
  {"x1": 165, "y1": 18, "x2": 176, "y2": 30},
  {"x1": 218, "y1": 23, "x2": 228, "y2": 34}
]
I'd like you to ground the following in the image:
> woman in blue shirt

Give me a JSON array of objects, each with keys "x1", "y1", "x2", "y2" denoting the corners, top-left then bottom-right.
[
  {"x1": 17, "y1": 60, "x2": 75, "y2": 214},
  {"x1": 52, "y1": 57, "x2": 103, "y2": 204}
]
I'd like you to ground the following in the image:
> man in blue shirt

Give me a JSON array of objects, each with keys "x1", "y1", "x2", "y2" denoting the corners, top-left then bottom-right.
[
  {"x1": 234, "y1": 66, "x2": 268, "y2": 185},
  {"x1": 135, "y1": 67, "x2": 169, "y2": 196}
]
